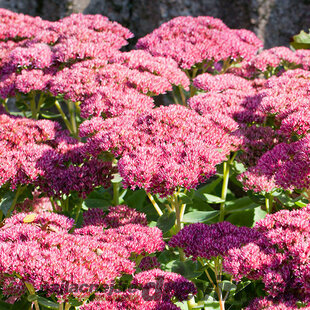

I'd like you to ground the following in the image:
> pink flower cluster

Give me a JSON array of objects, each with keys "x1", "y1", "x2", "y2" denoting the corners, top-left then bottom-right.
[
  {"x1": 0, "y1": 209, "x2": 166, "y2": 300},
  {"x1": 0, "y1": 9, "x2": 189, "y2": 120},
  {"x1": 224, "y1": 207, "x2": 310, "y2": 305},
  {"x1": 136, "y1": 16, "x2": 263, "y2": 69},
  {"x1": 169, "y1": 222, "x2": 258, "y2": 260},
  {"x1": 0, "y1": 113, "x2": 113, "y2": 197},
  {"x1": 81, "y1": 105, "x2": 240, "y2": 196},
  {"x1": 80, "y1": 267, "x2": 197, "y2": 310},
  {"x1": 82, "y1": 205, "x2": 148, "y2": 228}
]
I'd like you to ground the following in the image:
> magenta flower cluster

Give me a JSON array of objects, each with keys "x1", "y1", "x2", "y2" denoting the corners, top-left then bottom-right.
[
  {"x1": 169, "y1": 221, "x2": 258, "y2": 260},
  {"x1": 0, "y1": 208, "x2": 166, "y2": 300},
  {"x1": 0, "y1": 113, "x2": 113, "y2": 197},
  {"x1": 224, "y1": 207, "x2": 310, "y2": 307},
  {"x1": 81, "y1": 104, "x2": 240, "y2": 196}
]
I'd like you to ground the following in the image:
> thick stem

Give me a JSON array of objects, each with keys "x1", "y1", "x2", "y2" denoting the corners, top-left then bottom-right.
[
  {"x1": 25, "y1": 282, "x2": 40, "y2": 310},
  {"x1": 67, "y1": 100, "x2": 78, "y2": 138},
  {"x1": 74, "y1": 200, "x2": 83, "y2": 224},
  {"x1": 30, "y1": 92, "x2": 38, "y2": 119},
  {"x1": 172, "y1": 89, "x2": 181, "y2": 105},
  {"x1": 265, "y1": 194, "x2": 273, "y2": 214},
  {"x1": 2, "y1": 98, "x2": 9, "y2": 113},
  {"x1": 219, "y1": 161, "x2": 230, "y2": 222},
  {"x1": 214, "y1": 258, "x2": 225, "y2": 310},
  {"x1": 219, "y1": 153, "x2": 236, "y2": 222},
  {"x1": 113, "y1": 182, "x2": 120, "y2": 206},
  {"x1": 146, "y1": 192, "x2": 163, "y2": 216},
  {"x1": 58, "y1": 303, "x2": 64, "y2": 310},
  {"x1": 178, "y1": 86, "x2": 186, "y2": 106},
  {"x1": 55, "y1": 100, "x2": 78, "y2": 139},
  {"x1": 64, "y1": 302, "x2": 71, "y2": 310}
]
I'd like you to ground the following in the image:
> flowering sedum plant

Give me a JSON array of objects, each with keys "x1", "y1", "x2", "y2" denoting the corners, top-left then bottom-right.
[{"x1": 1, "y1": 8, "x2": 310, "y2": 310}]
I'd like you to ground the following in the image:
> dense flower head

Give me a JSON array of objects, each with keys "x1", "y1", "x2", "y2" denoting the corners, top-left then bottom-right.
[
  {"x1": 249, "y1": 46, "x2": 301, "y2": 72},
  {"x1": 296, "y1": 49, "x2": 310, "y2": 71},
  {"x1": 193, "y1": 73, "x2": 254, "y2": 92},
  {"x1": 240, "y1": 135, "x2": 310, "y2": 192},
  {"x1": 169, "y1": 222, "x2": 258, "y2": 260},
  {"x1": 139, "y1": 256, "x2": 161, "y2": 271},
  {"x1": 81, "y1": 105, "x2": 240, "y2": 196},
  {"x1": 246, "y1": 296, "x2": 310, "y2": 310},
  {"x1": 136, "y1": 16, "x2": 262, "y2": 69},
  {"x1": 224, "y1": 207, "x2": 310, "y2": 300},
  {"x1": 238, "y1": 125, "x2": 281, "y2": 167},
  {"x1": 75, "y1": 224, "x2": 165, "y2": 256},
  {"x1": 82, "y1": 205, "x2": 147, "y2": 228},
  {"x1": 0, "y1": 211, "x2": 168, "y2": 300},
  {"x1": 132, "y1": 269, "x2": 197, "y2": 302},
  {"x1": 189, "y1": 73, "x2": 265, "y2": 124},
  {"x1": 0, "y1": 114, "x2": 113, "y2": 196},
  {"x1": 80, "y1": 290, "x2": 185, "y2": 310}
]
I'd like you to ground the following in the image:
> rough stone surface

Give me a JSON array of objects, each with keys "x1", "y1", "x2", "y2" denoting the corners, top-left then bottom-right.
[{"x1": 1, "y1": 0, "x2": 310, "y2": 48}]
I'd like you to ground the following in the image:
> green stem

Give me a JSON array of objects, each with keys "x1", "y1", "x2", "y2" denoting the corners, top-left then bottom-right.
[
  {"x1": 178, "y1": 86, "x2": 186, "y2": 106},
  {"x1": 265, "y1": 194, "x2": 273, "y2": 214},
  {"x1": 187, "y1": 296, "x2": 196, "y2": 309},
  {"x1": 214, "y1": 259, "x2": 225, "y2": 310},
  {"x1": 67, "y1": 100, "x2": 78, "y2": 138},
  {"x1": 58, "y1": 303, "x2": 64, "y2": 310},
  {"x1": 113, "y1": 182, "x2": 120, "y2": 206},
  {"x1": 30, "y1": 92, "x2": 38, "y2": 119},
  {"x1": 6, "y1": 185, "x2": 26, "y2": 218},
  {"x1": 25, "y1": 282, "x2": 40, "y2": 310},
  {"x1": 172, "y1": 89, "x2": 181, "y2": 105},
  {"x1": 64, "y1": 302, "x2": 71, "y2": 310},
  {"x1": 2, "y1": 98, "x2": 9, "y2": 113},
  {"x1": 49, "y1": 197, "x2": 57, "y2": 213},
  {"x1": 146, "y1": 192, "x2": 163, "y2": 216},
  {"x1": 54, "y1": 100, "x2": 78, "y2": 139},
  {"x1": 219, "y1": 161, "x2": 230, "y2": 222},
  {"x1": 75, "y1": 200, "x2": 83, "y2": 224},
  {"x1": 219, "y1": 153, "x2": 236, "y2": 222}
]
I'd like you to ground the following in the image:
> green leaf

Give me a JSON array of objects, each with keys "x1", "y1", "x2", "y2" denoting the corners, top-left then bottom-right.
[
  {"x1": 195, "y1": 178, "x2": 222, "y2": 196},
  {"x1": 83, "y1": 198, "x2": 110, "y2": 209},
  {"x1": 40, "y1": 113, "x2": 62, "y2": 119},
  {"x1": 178, "y1": 193, "x2": 193, "y2": 204},
  {"x1": 253, "y1": 207, "x2": 267, "y2": 225},
  {"x1": 295, "y1": 200, "x2": 308, "y2": 207},
  {"x1": 124, "y1": 189, "x2": 146, "y2": 210},
  {"x1": 156, "y1": 212, "x2": 176, "y2": 233},
  {"x1": 225, "y1": 197, "x2": 259, "y2": 214},
  {"x1": 182, "y1": 211, "x2": 219, "y2": 223},
  {"x1": 27, "y1": 294, "x2": 38, "y2": 302},
  {"x1": 202, "y1": 194, "x2": 224, "y2": 204},
  {"x1": 291, "y1": 30, "x2": 310, "y2": 49},
  {"x1": 166, "y1": 260, "x2": 203, "y2": 279},
  {"x1": 158, "y1": 249, "x2": 178, "y2": 265},
  {"x1": 0, "y1": 191, "x2": 15, "y2": 216},
  {"x1": 37, "y1": 296, "x2": 59, "y2": 309}
]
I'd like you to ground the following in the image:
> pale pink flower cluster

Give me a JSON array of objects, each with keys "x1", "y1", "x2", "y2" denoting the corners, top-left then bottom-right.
[{"x1": 136, "y1": 16, "x2": 262, "y2": 69}]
